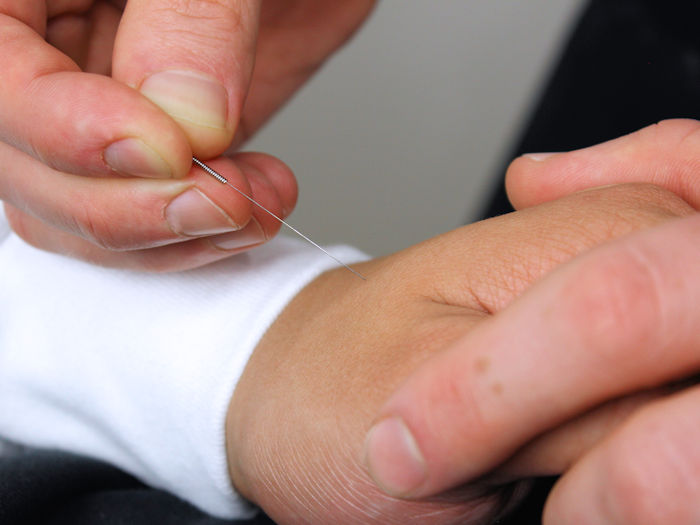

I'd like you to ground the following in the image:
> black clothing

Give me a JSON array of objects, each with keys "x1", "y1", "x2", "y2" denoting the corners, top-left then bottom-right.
[
  {"x1": 481, "y1": 0, "x2": 700, "y2": 219},
  {"x1": 0, "y1": 449, "x2": 273, "y2": 525}
]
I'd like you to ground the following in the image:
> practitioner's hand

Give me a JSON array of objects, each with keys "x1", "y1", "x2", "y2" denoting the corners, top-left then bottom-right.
[
  {"x1": 504, "y1": 118, "x2": 700, "y2": 524},
  {"x1": 227, "y1": 182, "x2": 692, "y2": 524},
  {"x1": 0, "y1": 1, "x2": 374, "y2": 271},
  {"x1": 364, "y1": 119, "x2": 700, "y2": 525}
]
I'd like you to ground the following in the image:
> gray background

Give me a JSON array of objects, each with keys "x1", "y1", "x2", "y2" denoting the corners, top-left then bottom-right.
[{"x1": 248, "y1": 0, "x2": 584, "y2": 256}]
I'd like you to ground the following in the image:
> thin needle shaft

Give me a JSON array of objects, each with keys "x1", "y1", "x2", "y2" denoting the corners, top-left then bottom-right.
[{"x1": 192, "y1": 157, "x2": 366, "y2": 280}]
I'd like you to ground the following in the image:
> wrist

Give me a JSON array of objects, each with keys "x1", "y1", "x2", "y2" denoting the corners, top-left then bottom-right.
[{"x1": 224, "y1": 266, "x2": 348, "y2": 502}]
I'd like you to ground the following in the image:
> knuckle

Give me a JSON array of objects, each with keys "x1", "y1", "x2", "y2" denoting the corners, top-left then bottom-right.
[{"x1": 559, "y1": 245, "x2": 666, "y2": 371}]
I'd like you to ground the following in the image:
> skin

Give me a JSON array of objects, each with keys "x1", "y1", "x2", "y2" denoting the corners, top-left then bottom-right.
[
  {"x1": 368, "y1": 119, "x2": 700, "y2": 524},
  {"x1": 226, "y1": 179, "x2": 694, "y2": 524},
  {"x1": 0, "y1": 0, "x2": 375, "y2": 271}
]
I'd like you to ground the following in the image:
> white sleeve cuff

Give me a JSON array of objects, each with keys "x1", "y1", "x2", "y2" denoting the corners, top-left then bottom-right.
[{"x1": 0, "y1": 226, "x2": 369, "y2": 519}]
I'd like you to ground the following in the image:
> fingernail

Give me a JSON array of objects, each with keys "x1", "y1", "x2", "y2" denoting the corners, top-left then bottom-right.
[
  {"x1": 140, "y1": 70, "x2": 228, "y2": 131},
  {"x1": 209, "y1": 217, "x2": 266, "y2": 251},
  {"x1": 166, "y1": 189, "x2": 240, "y2": 236},
  {"x1": 523, "y1": 152, "x2": 558, "y2": 162},
  {"x1": 104, "y1": 138, "x2": 172, "y2": 178},
  {"x1": 364, "y1": 417, "x2": 427, "y2": 498}
]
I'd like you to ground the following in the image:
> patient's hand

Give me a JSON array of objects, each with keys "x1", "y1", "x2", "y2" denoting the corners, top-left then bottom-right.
[{"x1": 226, "y1": 183, "x2": 691, "y2": 524}]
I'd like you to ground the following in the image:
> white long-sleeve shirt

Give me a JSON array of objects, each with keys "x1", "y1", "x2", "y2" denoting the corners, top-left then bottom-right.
[{"x1": 0, "y1": 211, "x2": 368, "y2": 519}]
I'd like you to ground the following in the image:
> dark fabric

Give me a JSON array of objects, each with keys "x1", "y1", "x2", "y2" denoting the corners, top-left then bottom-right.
[
  {"x1": 4, "y1": 1, "x2": 700, "y2": 524},
  {"x1": 480, "y1": 0, "x2": 700, "y2": 220},
  {"x1": 0, "y1": 446, "x2": 549, "y2": 525},
  {"x1": 0, "y1": 448, "x2": 275, "y2": 525}
]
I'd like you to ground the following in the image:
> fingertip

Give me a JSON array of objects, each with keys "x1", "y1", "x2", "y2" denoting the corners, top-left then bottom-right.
[
  {"x1": 522, "y1": 153, "x2": 559, "y2": 162},
  {"x1": 185, "y1": 155, "x2": 289, "y2": 256},
  {"x1": 541, "y1": 483, "x2": 568, "y2": 525},
  {"x1": 234, "y1": 152, "x2": 298, "y2": 217},
  {"x1": 138, "y1": 69, "x2": 235, "y2": 159},
  {"x1": 186, "y1": 155, "x2": 288, "y2": 248},
  {"x1": 165, "y1": 187, "x2": 242, "y2": 237},
  {"x1": 364, "y1": 417, "x2": 428, "y2": 498},
  {"x1": 188, "y1": 157, "x2": 254, "y2": 228},
  {"x1": 541, "y1": 450, "x2": 614, "y2": 525},
  {"x1": 505, "y1": 153, "x2": 562, "y2": 210},
  {"x1": 363, "y1": 348, "x2": 484, "y2": 499},
  {"x1": 242, "y1": 166, "x2": 285, "y2": 239},
  {"x1": 206, "y1": 217, "x2": 266, "y2": 253},
  {"x1": 504, "y1": 156, "x2": 536, "y2": 209}
]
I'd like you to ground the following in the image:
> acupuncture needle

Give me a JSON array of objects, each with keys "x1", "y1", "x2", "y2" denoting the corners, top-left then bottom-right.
[{"x1": 192, "y1": 157, "x2": 366, "y2": 281}]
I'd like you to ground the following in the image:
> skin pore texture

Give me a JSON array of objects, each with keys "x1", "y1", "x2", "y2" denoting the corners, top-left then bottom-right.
[{"x1": 226, "y1": 182, "x2": 693, "y2": 525}]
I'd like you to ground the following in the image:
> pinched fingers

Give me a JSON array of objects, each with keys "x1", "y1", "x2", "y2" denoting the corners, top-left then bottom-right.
[
  {"x1": 2, "y1": 148, "x2": 296, "y2": 271},
  {"x1": 0, "y1": 1, "x2": 296, "y2": 271},
  {"x1": 365, "y1": 212, "x2": 700, "y2": 499}
]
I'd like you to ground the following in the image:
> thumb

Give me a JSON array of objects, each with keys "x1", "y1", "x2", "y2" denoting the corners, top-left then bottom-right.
[
  {"x1": 112, "y1": 0, "x2": 261, "y2": 159},
  {"x1": 506, "y1": 118, "x2": 700, "y2": 210}
]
